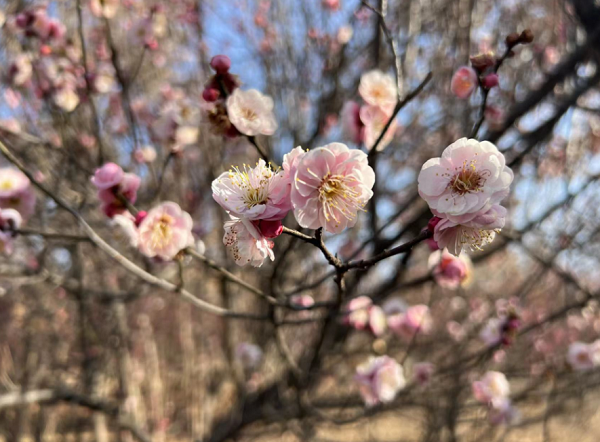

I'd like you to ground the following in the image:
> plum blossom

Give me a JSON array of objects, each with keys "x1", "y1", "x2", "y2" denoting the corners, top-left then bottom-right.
[
  {"x1": 93, "y1": 167, "x2": 141, "y2": 218},
  {"x1": 111, "y1": 212, "x2": 139, "y2": 248},
  {"x1": 432, "y1": 204, "x2": 506, "y2": 256},
  {"x1": 344, "y1": 296, "x2": 372, "y2": 330},
  {"x1": 472, "y1": 371, "x2": 510, "y2": 408},
  {"x1": 91, "y1": 162, "x2": 124, "y2": 190},
  {"x1": 359, "y1": 104, "x2": 398, "y2": 151},
  {"x1": 355, "y1": 356, "x2": 406, "y2": 406},
  {"x1": 388, "y1": 304, "x2": 433, "y2": 339},
  {"x1": 567, "y1": 341, "x2": 600, "y2": 371},
  {"x1": 358, "y1": 70, "x2": 397, "y2": 109},
  {"x1": 291, "y1": 142, "x2": 375, "y2": 233},
  {"x1": 226, "y1": 89, "x2": 277, "y2": 136},
  {"x1": 451, "y1": 66, "x2": 478, "y2": 99},
  {"x1": 0, "y1": 168, "x2": 36, "y2": 221},
  {"x1": 212, "y1": 159, "x2": 291, "y2": 221},
  {"x1": 10, "y1": 55, "x2": 32, "y2": 86},
  {"x1": 418, "y1": 138, "x2": 513, "y2": 218},
  {"x1": 138, "y1": 202, "x2": 194, "y2": 260},
  {"x1": 0, "y1": 208, "x2": 22, "y2": 255},
  {"x1": 223, "y1": 217, "x2": 274, "y2": 267},
  {"x1": 428, "y1": 248, "x2": 473, "y2": 289},
  {"x1": 282, "y1": 146, "x2": 306, "y2": 182},
  {"x1": 90, "y1": 0, "x2": 119, "y2": 18}
]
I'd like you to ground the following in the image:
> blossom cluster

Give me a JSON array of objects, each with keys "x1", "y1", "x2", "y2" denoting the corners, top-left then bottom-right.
[
  {"x1": 341, "y1": 69, "x2": 398, "y2": 151},
  {"x1": 472, "y1": 371, "x2": 519, "y2": 425},
  {"x1": 418, "y1": 138, "x2": 513, "y2": 256},
  {"x1": 567, "y1": 341, "x2": 600, "y2": 372},
  {"x1": 0, "y1": 168, "x2": 36, "y2": 255},
  {"x1": 212, "y1": 143, "x2": 375, "y2": 266},
  {"x1": 91, "y1": 162, "x2": 141, "y2": 218},
  {"x1": 354, "y1": 356, "x2": 406, "y2": 407}
]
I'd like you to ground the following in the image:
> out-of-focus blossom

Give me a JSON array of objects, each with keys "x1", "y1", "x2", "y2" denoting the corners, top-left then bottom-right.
[
  {"x1": 472, "y1": 371, "x2": 510, "y2": 408},
  {"x1": 388, "y1": 304, "x2": 433, "y2": 339},
  {"x1": 10, "y1": 55, "x2": 32, "y2": 86},
  {"x1": 223, "y1": 217, "x2": 274, "y2": 267},
  {"x1": 236, "y1": 343, "x2": 263, "y2": 371},
  {"x1": 90, "y1": 0, "x2": 119, "y2": 18},
  {"x1": 138, "y1": 202, "x2": 194, "y2": 261},
  {"x1": 291, "y1": 142, "x2": 375, "y2": 233},
  {"x1": 413, "y1": 362, "x2": 434, "y2": 386},
  {"x1": 337, "y1": 25, "x2": 353, "y2": 44},
  {"x1": 451, "y1": 66, "x2": 478, "y2": 99},
  {"x1": 212, "y1": 159, "x2": 291, "y2": 221},
  {"x1": 322, "y1": 0, "x2": 340, "y2": 11},
  {"x1": 369, "y1": 305, "x2": 387, "y2": 337},
  {"x1": 134, "y1": 146, "x2": 157, "y2": 164},
  {"x1": 345, "y1": 296, "x2": 373, "y2": 330},
  {"x1": 433, "y1": 204, "x2": 506, "y2": 256},
  {"x1": 359, "y1": 104, "x2": 397, "y2": 151},
  {"x1": 567, "y1": 341, "x2": 600, "y2": 371},
  {"x1": 0, "y1": 168, "x2": 36, "y2": 221},
  {"x1": 0, "y1": 119, "x2": 21, "y2": 135},
  {"x1": 0, "y1": 208, "x2": 22, "y2": 255},
  {"x1": 290, "y1": 294, "x2": 315, "y2": 309},
  {"x1": 418, "y1": 138, "x2": 513, "y2": 218},
  {"x1": 428, "y1": 248, "x2": 473, "y2": 289},
  {"x1": 226, "y1": 89, "x2": 277, "y2": 136},
  {"x1": 358, "y1": 70, "x2": 397, "y2": 109},
  {"x1": 111, "y1": 212, "x2": 139, "y2": 247},
  {"x1": 355, "y1": 356, "x2": 406, "y2": 406},
  {"x1": 340, "y1": 101, "x2": 364, "y2": 145},
  {"x1": 91, "y1": 163, "x2": 124, "y2": 190},
  {"x1": 480, "y1": 317, "x2": 503, "y2": 346},
  {"x1": 54, "y1": 86, "x2": 80, "y2": 111}
]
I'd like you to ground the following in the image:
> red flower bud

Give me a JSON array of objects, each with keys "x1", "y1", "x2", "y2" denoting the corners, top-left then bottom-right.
[
  {"x1": 135, "y1": 211, "x2": 148, "y2": 226},
  {"x1": 520, "y1": 29, "x2": 534, "y2": 44},
  {"x1": 210, "y1": 55, "x2": 231, "y2": 74},
  {"x1": 482, "y1": 73, "x2": 499, "y2": 89},
  {"x1": 427, "y1": 216, "x2": 442, "y2": 233},
  {"x1": 258, "y1": 219, "x2": 283, "y2": 238},
  {"x1": 202, "y1": 87, "x2": 219, "y2": 102}
]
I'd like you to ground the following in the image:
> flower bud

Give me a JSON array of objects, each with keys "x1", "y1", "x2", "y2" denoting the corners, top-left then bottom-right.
[
  {"x1": 202, "y1": 87, "x2": 219, "y2": 102},
  {"x1": 427, "y1": 216, "x2": 441, "y2": 233},
  {"x1": 210, "y1": 55, "x2": 231, "y2": 74},
  {"x1": 470, "y1": 52, "x2": 495, "y2": 72},
  {"x1": 505, "y1": 32, "x2": 520, "y2": 47},
  {"x1": 520, "y1": 29, "x2": 534, "y2": 44},
  {"x1": 134, "y1": 210, "x2": 147, "y2": 226},
  {"x1": 258, "y1": 219, "x2": 283, "y2": 238},
  {"x1": 482, "y1": 73, "x2": 499, "y2": 89}
]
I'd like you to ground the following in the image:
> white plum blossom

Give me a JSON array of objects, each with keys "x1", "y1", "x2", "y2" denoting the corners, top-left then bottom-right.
[
  {"x1": 418, "y1": 138, "x2": 513, "y2": 218},
  {"x1": 567, "y1": 341, "x2": 600, "y2": 371},
  {"x1": 226, "y1": 88, "x2": 277, "y2": 136},
  {"x1": 111, "y1": 213, "x2": 139, "y2": 248},
  {"x1": 212, "y1": 159, "x2": 291, "y2": 221},
  {"x1": 223, "y1": 217, "x2": 274, "y2": 267},
  {"x1": 355, "y1": 356, "x2": 406, "y2": 407},
  {"x1": 472, "y1": 371, "x2": 510, "y2": 409},
  {"x1": 358, "y1": 69, "x2": 397, "y2": 109}
]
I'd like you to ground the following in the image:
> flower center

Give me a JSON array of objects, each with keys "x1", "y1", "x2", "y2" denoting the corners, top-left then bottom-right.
[
  {"x1": 240, "y1": 107, "x2": 258, "y2": 121},
  {"x1": 458, "y1": 226, "x2": 499, "y2": 252},
  {"x1": 317, "y1": 172, "x2": 364, "y2": 224},
  {"x1": 229, "y1": 164, "x2": 273, "y2": 209},
  {"x1": 448, "y1": 160, "x2": 489, "y2": 195},
  {"x1": 0, "y1": 180, "x2": 14, "y2": 191},
  {"x1": 150, "y1": 214, "x2": 174, "y2": 248}
]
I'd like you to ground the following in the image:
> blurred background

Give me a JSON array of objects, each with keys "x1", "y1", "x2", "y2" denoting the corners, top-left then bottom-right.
[{"x1": 1, "y1": 0, "x2": 600, "y2": 441}]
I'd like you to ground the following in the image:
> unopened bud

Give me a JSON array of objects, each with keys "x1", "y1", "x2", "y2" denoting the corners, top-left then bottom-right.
[
  {"x1": 520, "y1": 29, "x2": 534, "y2": 44},
  {"x1": 505, "y1": 32, "x2": 520, "y2": 47},
  {"x1": 482, "y1": 73, "x2": 499, "y2": 89},
  {"x1": 210, "y1": 55, "x2": 231, "y2": 74},
  {"x1": 470, "y1": 52, "x2": 495, "y2": 72},
  {"x1": 202, "y1": 87, "x2": 219, "y2": 102}
]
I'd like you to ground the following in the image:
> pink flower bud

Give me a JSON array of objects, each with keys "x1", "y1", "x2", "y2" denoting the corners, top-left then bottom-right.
[
  {"x1": 450, "y1": 66, "x2": 478, "y2": 99},
  {"x1": 202, "y1": 87, "x2": 219, "y2": 102},
  {"x1": 427, "y1": 216, "x2": 441, "y2": 233},
  {"x1": 135, "y1": 210, "x2": 147, "y2": 226},
  {"x1": 91, "y1": 162, "x2": 124, "y2": 190},
  {"x1": 258, "y1": 219, "x2": 283, "y2": 238},
  {"x1": 210, "y1": 55, "x2": 231, "y2": 74},
  {"x1": 482, "y1": 73, "x2": 499, "y2": 89}
]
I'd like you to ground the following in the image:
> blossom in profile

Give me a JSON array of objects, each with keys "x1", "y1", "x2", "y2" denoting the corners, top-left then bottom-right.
[
  {"x1": 291, "y1": 142, "x2": 375, "y2": 233},
  {"x1": 358, "y1": 70, "x2": 397, "y2": 109},
  {"x1": 0, "y1": 168, "x2": 36, "y2": 221},
  {"x1": 212, "y1": 159, "x2": 291, "y2": 221},
  {"x1": 226, "y1": 89, "x2": 277, "y2": 136},
  {"x1": 359, "y1": 104, "x2": 397, "y2": 151},
  {"x1": 340, "y1": 101, "x2": 364, "y2": 145},
  {"x1": 451, "y1": 66, "x2": 478, "y2": 99},
  {"x1": 91, "y1": 163, "x2": 124, "y2": 190},
  {"x1": 388, "y1": 304, "x2": 433, "y2": 339},
  {"x1": 355, "y1": 356, "x2": 406, "y2": 407},
  {"x1": 567, "y1": 341, "x2": 600, "y2": 371},
  {"x1": 432, "y1": 204, "x2": 506, "y2": 256},
  {"x1": 472, "y1": 371, "x2": 510, "y2": 408},
  {"x1": 428, "y1": 248, "x2": 473, "y2": 289},
  {"x1": 223, "y1": 217, "x2": 274, "y2": 267},
  {"x1": 418, "y1": 138, "x2": 513, "y2": 218},
  {"x1": 138, "y1": 202, "x2": 194, "y2": 260},
  {"x1": 0, "y1": 208, "x2": 23, "y2": 255},
  {"x1": 281, "y1": 146, "x2": 307, "y2": 182},
  {"x1": 111, "y1": 212, "x2": 139, "y2": 248}
]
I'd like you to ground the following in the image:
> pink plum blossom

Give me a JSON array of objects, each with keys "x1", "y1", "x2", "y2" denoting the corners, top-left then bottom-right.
[
  {"x1": 472, "y1": 371, "x2": 510, "y2": 408},
  {"x1": 0, "y1": 208, "x2": 22, "y2": 255},
  {"x1": 290, "y1": 294, "x2": 315, "y2": 309},
  {"x1": 418, "y1": 138, "x2": 513, "y2": 218},
  {"x1": 97, "y1": 172, "x2": 141, "y2": 218},
  {"x1": 226, "y1": 89, "x2": 277, "y2": 136},
  {"x1": 428, "y1": 248, "x2": 473, "y2": 289},
  {"x1": 433, "y1": 204, "x2": 506, "y2": 256},
  {"x1": 388, "y1": 304, "x2": 433, "y2": 339},
  {"x1": 281, "y1": 146, "x2": 307, "y2": 182},
  {"x1": 344, "y1": 296, "x2": 373, "y2": 330},
  {"x1": 451, "y1": 66, "x2": 478, "y2": 99},
  {"x1": 223, "y1": 217, "x2": 275, "y2": 267},
  {"x1": 355, "y1": 356, "x2": 406, "y2": 407},
  {"x1": 91, "y1": 163, "x2": 124, "y2": 190},
  {"x1": 134, "y1": 146, "x2": 157, "y2": 164},
  {"x1": 567, "y1": 341, "x2": 600, "y2": 371},
  {"x1": 138, "y1": 202, "x2": 194, "y2": 260},
  {"x1": 340, "y1": 101, "x2": 364, "y2": 144},
  {"x1": 291, "y1": 142, "x2": 375, "y2": 233},
  {"x1": 480, "y1": 318, "x2": 503, "y2": 346},
  {"x1": 0, "y1": 168, "x2": 36, "y2": 221},
  {"x1": 358, "y1": 69, "x2": 397, "y2": 109},
  {"x1": 212, "y1": 159, "x2": 291, "y2": 221},
  {"x1": 359, "y1": 104, "x2": 398, "y2": 151}
]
